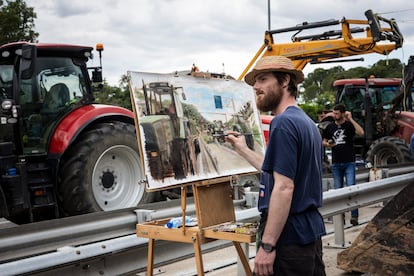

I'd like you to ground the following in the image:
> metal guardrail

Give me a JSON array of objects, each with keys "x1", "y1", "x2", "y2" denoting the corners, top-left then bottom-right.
[{"x1": 0, "y1": 171, "x2": 412, "y2": 275}]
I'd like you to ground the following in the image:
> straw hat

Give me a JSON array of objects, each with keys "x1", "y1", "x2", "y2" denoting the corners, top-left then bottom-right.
[{"x1": 244, "y1": 56, "x2": 304, "y2": 86}]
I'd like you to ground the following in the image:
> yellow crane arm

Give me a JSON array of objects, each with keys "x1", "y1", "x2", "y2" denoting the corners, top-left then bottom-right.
[{"x1": 238, "y1": 10, "x2": 403, "y2": 80}]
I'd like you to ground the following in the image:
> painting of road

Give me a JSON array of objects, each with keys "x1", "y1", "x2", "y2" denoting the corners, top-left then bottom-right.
[{"x1": 128, "y1": 71, "x2": 265, "y2": 190}]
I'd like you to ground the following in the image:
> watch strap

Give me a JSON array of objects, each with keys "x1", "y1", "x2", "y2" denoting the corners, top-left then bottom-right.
[{"x1": 260, "y1": 241, "x2": 276, "y2": 252}]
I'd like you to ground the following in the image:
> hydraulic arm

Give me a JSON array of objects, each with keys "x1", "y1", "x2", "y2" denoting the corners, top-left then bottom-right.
[{"x1": 239, "y1": 9, "x2": 403, "y2": 79}]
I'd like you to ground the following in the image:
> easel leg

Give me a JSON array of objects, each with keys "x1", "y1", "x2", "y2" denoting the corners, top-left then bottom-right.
[
  {"x1": 233, "y1": 241, "x2": 252, "y2": 276},
  {"x1": 192, "y1": 232, "x2": 204, "y2": 276},
  {"x1": 147, "y1": 238, "x2": 155, "y2": 276}
]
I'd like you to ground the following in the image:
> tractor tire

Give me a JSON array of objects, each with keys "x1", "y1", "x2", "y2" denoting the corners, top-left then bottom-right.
[
  {"x1": 366, "y1": 136, "x2": 413, "y2": 167},
  {"x1": 59, "y1": 122, "x2": 155, "y2": 216}
]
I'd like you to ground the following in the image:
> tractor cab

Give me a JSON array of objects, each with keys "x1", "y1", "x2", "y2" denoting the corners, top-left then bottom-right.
[
  {"x1": 143, "y1": 82, "x2": 187, "y2": 138},
  {"x1": 0, "y1": 42, "x2": 97, "y2": 155}
]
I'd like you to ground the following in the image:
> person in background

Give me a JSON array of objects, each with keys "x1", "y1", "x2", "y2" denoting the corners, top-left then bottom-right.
[
  {"x1": 226, "y1": 55, "x2": 326, "y2": 276},
  {"x1": 322, "y1": 103, "x2": 364, "y2": 226}
]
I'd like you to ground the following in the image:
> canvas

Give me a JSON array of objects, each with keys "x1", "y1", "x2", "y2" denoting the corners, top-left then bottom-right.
[{"x1": 128, "y1": 71, "x2": 265, "y2": 190}]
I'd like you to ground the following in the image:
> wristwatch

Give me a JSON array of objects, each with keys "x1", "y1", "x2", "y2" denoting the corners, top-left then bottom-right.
[{"x1": 260, "y1": 241, "x2": 276, "y2": 253}]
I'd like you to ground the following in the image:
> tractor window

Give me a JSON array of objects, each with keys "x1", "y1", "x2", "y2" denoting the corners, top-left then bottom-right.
[
  {"x1": 173, "y1": 88, "x2": 185, "y2": 118},
  {"x1": 19, "y1": 57, "x2": 88, "y2": 107},
  {"x1": 0, "y1": 65, "x2": 13, "y2": 100},
  {"x1": 338, "y1": 87, "x2": 365, "y2": 128},
  {"x1": 379, "y1": 86, "x2": 399, "y2": 110},
  {"x1": 146, "y1": 83, "x2": 175, "y2": 115},
  {"x1": 19, "y1": 57, "x2": 89, "y2": 154},
  {"x1": 148, "y1": 91, "x2": 172, "y2": 115},
  {"x1": 368, "y1": 88, "x2": 377, "y2": 105},
  {"x1": 36, "y1": 57, "x2": 88, "y2": 103},
  {"x1": 380, "y1": 87, "x2": 398, "y2": 102},
  {"x1": 338, "y1": 87, "x2": 364, "y2": 111}
]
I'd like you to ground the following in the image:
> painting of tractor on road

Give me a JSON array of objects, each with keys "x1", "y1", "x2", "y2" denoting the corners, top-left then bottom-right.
[{"x1": 128, "y1": 71, "x2": 265, "y2": 190}]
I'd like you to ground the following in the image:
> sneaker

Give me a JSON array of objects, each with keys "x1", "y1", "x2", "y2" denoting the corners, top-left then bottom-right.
[{"x1": 350, "y1": 217, "x2": 358, "y2": 226}]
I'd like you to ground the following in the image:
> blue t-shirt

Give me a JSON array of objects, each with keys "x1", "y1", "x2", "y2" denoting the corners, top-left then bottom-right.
[{"x1": 259, "y1": 106, "x2": 326, "y2": 246}]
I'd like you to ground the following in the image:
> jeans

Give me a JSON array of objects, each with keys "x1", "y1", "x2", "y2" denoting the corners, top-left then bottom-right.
[{"x1": 332, "y1": 162, "x2": 358, "y2": 218}]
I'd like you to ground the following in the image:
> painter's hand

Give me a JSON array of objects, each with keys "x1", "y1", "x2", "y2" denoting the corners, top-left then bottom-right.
[
  {"x1": 253, "y1": 247, "x2": 276, "y2": 276},
  {"x1": 225, "y1": 131, "x2": 248, "y2": 155}
]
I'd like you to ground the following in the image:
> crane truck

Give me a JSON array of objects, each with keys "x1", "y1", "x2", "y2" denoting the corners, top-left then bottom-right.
[
  {"x1": 240, "y1": 9, "x2": 414, "y2": 167},
  {"x1": 239, "y1": 9, "x2": 402, "y2": 77}
]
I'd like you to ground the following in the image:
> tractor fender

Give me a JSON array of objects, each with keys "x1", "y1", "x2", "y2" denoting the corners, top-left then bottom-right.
[
  {"x1": 394, "y1": 111, "x2": 414, "y2": 144},
  {"x1": 48, "y1": 104, "x2": 135, "y2": 155}
]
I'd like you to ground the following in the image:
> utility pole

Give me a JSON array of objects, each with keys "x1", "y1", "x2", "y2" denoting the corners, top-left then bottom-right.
[{"x1": 267, "y1": 0, "x2": 271, "y2": 30}]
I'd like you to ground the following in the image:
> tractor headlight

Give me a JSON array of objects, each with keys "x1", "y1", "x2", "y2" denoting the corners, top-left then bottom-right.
[{"x1": 1, "y1": 99, "x2": 12, "y2": 110}]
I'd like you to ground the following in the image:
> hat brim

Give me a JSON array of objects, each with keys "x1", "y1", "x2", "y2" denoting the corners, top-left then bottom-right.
[{"x1": 244, "y1": 68, "x2": 304, "y2": 86}]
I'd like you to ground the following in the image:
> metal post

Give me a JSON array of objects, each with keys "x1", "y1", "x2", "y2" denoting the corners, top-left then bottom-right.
[
  {"x1": 325, "y1": 214, "x2": 350, "y2": 249},
  {"x1": 333, "y1": 214, "x2": 345, "y2": 247}
]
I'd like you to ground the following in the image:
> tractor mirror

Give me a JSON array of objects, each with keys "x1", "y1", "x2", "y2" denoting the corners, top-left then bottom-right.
[
  {"x1": 92, "y1": 68, "x2": 103, "y2": 83},
  {"x1": 20, "y1": 45, "x2": 36, "y2": 79}
]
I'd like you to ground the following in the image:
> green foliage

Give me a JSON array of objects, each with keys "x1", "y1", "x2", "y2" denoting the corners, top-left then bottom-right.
[
  {"x1": 299, "y1": 103, "x2": 319, "y2": 122},
  {"x1": 370, "y1": 59, "x2": 403, "y2": 78},
  {"x1": 94, "y1": 80, "x2": 133, "y2": 110},
  {"x1": 0, "y1": 0, "x2": 38, "y2": 44},
  {"x1": 313, "y1": 91, "x2": 336, "y2": 111},
  {"x1": 183, "y1": 103, "x2": 203, "y2": 133}
]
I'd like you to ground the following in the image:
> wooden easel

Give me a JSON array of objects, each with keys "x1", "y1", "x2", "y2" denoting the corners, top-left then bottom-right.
[{"x1": 136, "y1": 177, "x2": 256, "y2": 276}]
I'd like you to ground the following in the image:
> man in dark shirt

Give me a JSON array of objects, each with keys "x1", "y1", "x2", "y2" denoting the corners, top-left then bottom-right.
[
  {"x1": 226, "y1": 55, "x2": 326, "y2": 276},
  {"x1": 322, "y1": 103, "x2": 364, "y2": 225}
]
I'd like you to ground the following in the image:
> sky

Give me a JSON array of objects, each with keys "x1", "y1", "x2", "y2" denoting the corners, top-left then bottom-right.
[{"x1": 25, "y1": 0, "x2": 414, "y2": 86}]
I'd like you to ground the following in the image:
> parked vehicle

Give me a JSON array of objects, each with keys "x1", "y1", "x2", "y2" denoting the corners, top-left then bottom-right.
[
  {"x1": 320, "y1": 61, "x2": 414, "y2": 166},
  {"x1": 0, "y1": 42, "x2": 153, "y2": 222}
]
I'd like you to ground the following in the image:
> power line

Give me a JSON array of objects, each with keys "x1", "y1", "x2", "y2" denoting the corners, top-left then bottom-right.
[{"x1": 378, "y1": 8, "x2": 414, "y2": 15}]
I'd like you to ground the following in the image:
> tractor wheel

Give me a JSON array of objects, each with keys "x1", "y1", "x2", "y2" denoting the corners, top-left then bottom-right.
[
  {"x1": 366, "y1": 136, "x2": 413, "y2": 167},
  {"x1": 59, "y1": 122, "x2": 155, "y2": 216}
]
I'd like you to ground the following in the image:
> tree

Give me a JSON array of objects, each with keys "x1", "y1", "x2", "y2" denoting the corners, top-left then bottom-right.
[
  {"x1": 0, "y1": 0, "x2": 38, "y2": 44},
  {"x1": 94, "y1": 80, "x2": 133, "y2": 110},
  {"x1": 302, "y1": 66, "x2": 345, "y2": 103},
  {"x1": 370, "y1": 59, "x2": 403, "y2": 78},
  {"x1": 299, "y1": 103, "x2": 319, "y2": 122}
]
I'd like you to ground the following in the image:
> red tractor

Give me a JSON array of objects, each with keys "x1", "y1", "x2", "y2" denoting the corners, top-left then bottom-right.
[
  {"x1": 320, "y1": 58, "x2": 414, "y2": 167},
  {"x1": 0, "y1": 42, "x2": 154, "y2": 222}
]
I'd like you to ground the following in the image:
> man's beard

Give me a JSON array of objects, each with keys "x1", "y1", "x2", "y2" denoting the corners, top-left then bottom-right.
[
  {"x1": 256, "y1": 89, "x2": 282, "y2": 112},
  {"x1": 334, "y1": 115, "x2": 343, "y2": 123}
]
